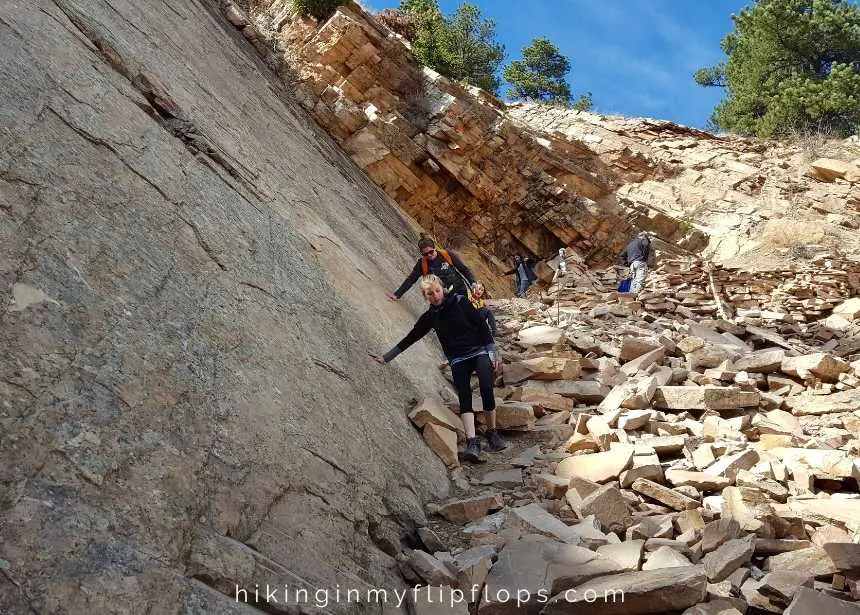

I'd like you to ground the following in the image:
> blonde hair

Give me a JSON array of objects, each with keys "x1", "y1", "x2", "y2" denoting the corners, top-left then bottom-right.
[{"x1": 419, "y1": 274, "x2": 442, "y2": 291}]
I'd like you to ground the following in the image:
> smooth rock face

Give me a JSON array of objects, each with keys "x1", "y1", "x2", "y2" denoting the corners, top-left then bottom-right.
[
  {"x1": 555, "y1": 446, "x2": 634, "y2": 483},
  {"x1": 0, "y1": 1, "x2": 456, "y2": 611}
]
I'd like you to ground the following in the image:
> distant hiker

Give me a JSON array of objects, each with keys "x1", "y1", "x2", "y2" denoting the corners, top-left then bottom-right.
[
  {"x1": 469, "y1": 280, "x2": 497, "y2": 335},
  {"x1": 552, "y1": 248, "x2": 567, "y2": 283},
  {"x1": 506, "y1": 254, "x2": 537, "y2": 298},
  {"x1": 619, "y1": 231, "x2": 652, "y2": 293},
  {"x1": 370, "y1": 274, "x2": 506, "y2": 462},
  {"x1": 388, "y1": 237, "x2": 476, "y2": 301}
]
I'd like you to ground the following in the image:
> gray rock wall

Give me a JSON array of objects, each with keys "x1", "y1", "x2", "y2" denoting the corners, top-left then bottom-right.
[{"x1": 0, "y1": 1, "x2": 452, "y2": 612}]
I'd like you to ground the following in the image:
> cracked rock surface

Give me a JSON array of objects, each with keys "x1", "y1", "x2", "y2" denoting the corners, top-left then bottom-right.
[{"x1": 0, "y1": 1, "x2": 455, "y2": 612}]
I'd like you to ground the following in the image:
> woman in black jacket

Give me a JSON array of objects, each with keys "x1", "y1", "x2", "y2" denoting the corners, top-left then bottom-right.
[{"x1": 370, "y1": 275, "x2": 506, "y2": 462}]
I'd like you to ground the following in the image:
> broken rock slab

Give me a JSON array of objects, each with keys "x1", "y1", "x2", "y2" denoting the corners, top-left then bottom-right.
[
  {"x1": 654, "y1": 386, "x2": 760, "y2": 411},
  {"x1": 765, "y1": 546, "x2": 838, "y2": 578},
  {"x1": 504, "y1": 357, "x2": 581, "y2": 384},
  {"x1": 505, "y1": 503, "x2": 585, "y2": 546},
  {"x1": 518, "y1": 325, "x2": 566, "y2": 347},
  {"x1": 437, "y1": 493, "x2": 505, "y2": 525},
  {"x1": 642, "y1": 545, "x2": 693, "y2": 570},
  {"x1": 477, "y1": 536, "x2": 623, "y2": 615},
  {"x1": 632, "y1": 478, "x2": 700, "y2": 511},
  {"x1": 703, "y1": 534, "x2": 756, "y2": 582},
  {"x1": 555, "y1": 446, "x2": 634, "y2": 483},
  {"x1": 423, "y1": 423, "x2": 459, "y2": 469},
  {"x1": 410, "y1": 586, "x2": 470, "y2": 615},
  {"x1": 784, "y1": 389, "x2": 860, "y2": 416},
  {"x1": 783, "y1": 587, "x2": 860, "y2": 614},
  {"x1": 410, "y1": 397, "x2": 465, "y2": 435},
  {"x1": 781, "y1": 353, "x2": 850, "y2": 383},
  {"x1": 541, "y1": 566, "x2": 708, "y2": 615}
]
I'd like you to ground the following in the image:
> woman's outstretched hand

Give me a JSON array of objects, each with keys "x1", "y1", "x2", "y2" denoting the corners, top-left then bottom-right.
[
  {"x1": 368, "y1": 351, "x2": 386, "y2": 364},
  {"x1": 386, "y1": 292, "x2": 398, "y2": 302}
]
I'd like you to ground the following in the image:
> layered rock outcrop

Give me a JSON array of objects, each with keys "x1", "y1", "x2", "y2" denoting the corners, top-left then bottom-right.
[{"x1": 249, "y1": 1, "x2": 707, "y2": 279}]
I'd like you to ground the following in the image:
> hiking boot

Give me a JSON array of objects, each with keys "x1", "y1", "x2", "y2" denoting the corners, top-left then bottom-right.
[
  {"x1": 485, "y1": 430, "x2": 507, "y2": 452},
  {"x1": 462, "y1": 439, "x2": 482, "y2": 463}
]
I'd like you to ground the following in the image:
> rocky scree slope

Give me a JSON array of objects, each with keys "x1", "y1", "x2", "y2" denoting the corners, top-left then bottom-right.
[{"x1": 0, "y1": 1, "x2": 464, "y2": 613}]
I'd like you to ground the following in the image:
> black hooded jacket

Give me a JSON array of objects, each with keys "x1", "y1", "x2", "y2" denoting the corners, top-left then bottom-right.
[{"x1": 383, "y1": 294, "x2": 495, "y2": 363}]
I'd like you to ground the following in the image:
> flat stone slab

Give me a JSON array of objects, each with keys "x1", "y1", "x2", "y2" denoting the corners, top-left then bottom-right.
[{"x1": 541, "y1": 566, "x2": 708, "y2": 614}]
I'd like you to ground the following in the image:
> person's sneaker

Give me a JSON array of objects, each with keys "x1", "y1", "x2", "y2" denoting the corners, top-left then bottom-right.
[
  {"x1": 485, "y1": 430, "x2": 507, "y2": 452},
  {"x1": 463, "y1": 439, "x2": 482, "y2": 463}
]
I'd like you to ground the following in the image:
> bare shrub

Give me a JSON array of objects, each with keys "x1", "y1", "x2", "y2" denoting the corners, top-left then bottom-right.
[{"x1": 760, "y1": 219, "x2": 825, "y2": 248}]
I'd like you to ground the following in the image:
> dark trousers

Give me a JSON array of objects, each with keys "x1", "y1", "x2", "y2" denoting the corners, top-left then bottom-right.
[{"x1": 451, "y1": 354, "x2": 495, "y2": 413}]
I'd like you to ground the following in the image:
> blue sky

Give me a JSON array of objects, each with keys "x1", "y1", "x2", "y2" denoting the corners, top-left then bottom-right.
[{"x1": 370, "y1": 0, "x2": 752, "y2": 128}]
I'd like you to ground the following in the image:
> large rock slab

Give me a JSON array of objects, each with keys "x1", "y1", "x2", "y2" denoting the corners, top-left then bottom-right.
[
  {"x1": 541, "y1": 566, "x2": 708, "y2": 614},
  {"x1": 653, "y1": 386, "x2": 760, "y2": 411},
  {"x1": 504, "y1": 357, "x2": 581, "y2": 384},
  {"x1": 765, "y1": 546, "x2": 838, "y2": 577},
  {"x1": 505, "y1": 504, "x2": 586, "y2": 546},
  {"x1": 666, "y1": 470, "x2": 731, "y2": 492},
  {"x1": 780, "y1": 353, "x2": 850, "y2": 382},
  {"x1": 783, "y1": 587, "x2": 860, "y2": 614},
  {"x1": 784, "y1": 389, "x2": 860, "y2": 416},
  {"x1": 555, "y1": 446, "x2": 634, "y2": 483},
  {"x1": 518, "y1": 325, "x2": 566, "y2": 347},
  {"x1": 478, "y1": 536, "x2": 624, "y2": 615},
  {"x1": 734, "y1": 348, "x2": 786, "y2": 373},
  {"x1": 703, "y1": 535, "x2": 756, "y2": 582}
]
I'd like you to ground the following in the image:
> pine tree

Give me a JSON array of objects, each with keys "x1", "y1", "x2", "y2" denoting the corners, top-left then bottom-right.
[{"x1": 695, "y1": 0, "x2": 860, "y2": 138}]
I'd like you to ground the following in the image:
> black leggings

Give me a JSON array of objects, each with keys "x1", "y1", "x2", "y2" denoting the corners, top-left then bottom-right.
[{"x1": 451, "y1": 354, "x2": 496, "y2": 413}]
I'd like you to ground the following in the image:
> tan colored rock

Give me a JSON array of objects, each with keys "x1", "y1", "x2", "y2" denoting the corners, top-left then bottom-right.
[
  {"x1": 833, "y1": 297, "x2": 860, "y2": 320},
  {"x1": 783, "y1": 587, "x2": 860, "y2": 615},
  {"x1": 618, "y1": 409, "x2": 655, "y2": 430},
  {"x1": 536, "y1": 473, "x2": 571, "y2": 499},
  {"x1": 579, "y1": 483, "x2": 633, "y2": 532},
  {"x1": 423, "y1": 423, "x2": 460, "y2": 469},
  {"x1": 597, "y1": 540, "x2": 644, "y2": 572},
  {"x1": 505, "y1": 503, "x2": 585, "y2": 545},
  {"x1": 703, "y1": 534, "x2": 756, "y2": 582},
  {"x1": 503, "y1": 357, "x2": 581, "y2": 384},
  {"x1": 407, "y1": 550, "x2": 459, "y2": 587},
  {"x1": 734, "y1": 348, "x2": 786, "y2": 373},
  {"x1": 780, "y1": 353, "x2": 850, "y2": 382},
  {"x1": 621, "y1": 336, "x2": 663, "y2": 362},
  {"x1": 666, "y1": 470, "x2": 731, "y2": 492},
  {"x1": 541, "y1": 566, "x2": 708, "y2": 614},
  {"x1": 676, "y1": 509, "x2": 706, "y2": 534},
  {"x1": 822, "y1": 543, "x2": 860, "y2": 573},
  {"x1": 654, "y1": 386, "x2": 760, "y2": 411},
  {"x1": 642, "y1": 545, "x2": 693, "y2": 570},
  {"x1": 811, "y1": 158, "x2": 855, "y2": 181},
  {"x1": 765, "y1": 546, "x2": 837, "y2": 577},
  {"x1": 632, "y1": 478, "x2": 700, "y2": 511},
  {"x1": 517, "y1": 325, "x2": 565, "y2": 347},
  {"x1": 556, "y1": 446, "x2": 634, "y2": 483},
  {"x1": 620, "y1": 347, "x2": 666, "y2": 376},
  {"x1": 692, "y1": 444, "x2": 717, "y2": 470},
  {"x1": 437, "y1": 493, "x2": 505, "y2": 525},
  {"x1": 410, "y1": 396, "x2": 465, "y2": 435},
  {"x1": 785, "y1": 389, "x2": 860, "y2": 415},
  {"x1": 493, "y1": 403, "x2": 536, "y2": 429},
  {"x1": 704, "y1": 449, "x2": 759, "y2": 481},
  {"x1": 477, "y1": 536, "x2": 624, "y2": 615}
]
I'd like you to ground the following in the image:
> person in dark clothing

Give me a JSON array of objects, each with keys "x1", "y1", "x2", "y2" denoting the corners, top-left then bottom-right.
[
  {"x1": 370, "y1": 275, "x2": 506, "y2": 462},
  {"x1": 388, "y1": 237, "x2": 475, "y2": 301},
  {"x1": 505, "y1": 254, "x2": 537, "y2": 298},
  {"x1": 618, "y1": 232, "x2": 652, "y2": 293}
]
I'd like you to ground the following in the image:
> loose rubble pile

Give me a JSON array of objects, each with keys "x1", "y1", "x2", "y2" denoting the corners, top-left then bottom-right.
[{"x1": 397, "y1": 256, "x2": 860, "y2": 615}]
